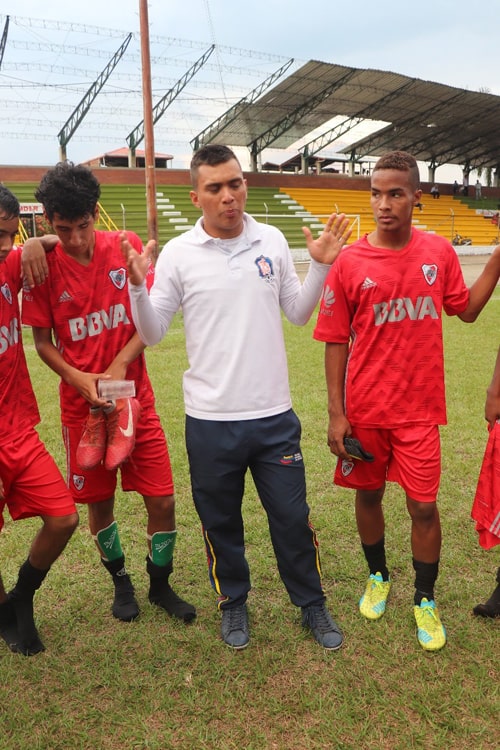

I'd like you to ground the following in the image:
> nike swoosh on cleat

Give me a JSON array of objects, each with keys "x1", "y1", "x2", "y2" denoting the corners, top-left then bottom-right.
[{"x1": 119, "y1": 401, "x2": 134, "y2": 438}]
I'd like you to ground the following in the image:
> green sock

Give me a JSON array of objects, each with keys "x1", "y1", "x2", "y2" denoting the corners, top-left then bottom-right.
[
  {"x1": 148, "y1": 530, "x2": 177, "y2": 567},
  {"x1": 95, "y1": 521, "x2": 123, "y2": 561}
]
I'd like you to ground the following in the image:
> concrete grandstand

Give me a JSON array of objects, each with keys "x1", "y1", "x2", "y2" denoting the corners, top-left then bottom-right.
[
  {"x1": 2, "y1": 16, "x2": 500, "y2": 253},
  {"x1": 4, "y1": 165, "x2": 500, "y2": 256}
]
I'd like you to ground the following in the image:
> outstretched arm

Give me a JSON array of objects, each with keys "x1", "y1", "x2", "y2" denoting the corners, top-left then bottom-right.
[
  {"x1": 458, "y1": 244, "x2": 500, "y2": 322},
  {"x1": 485, "y1": 346, "x2": 500, "y2": 428}
]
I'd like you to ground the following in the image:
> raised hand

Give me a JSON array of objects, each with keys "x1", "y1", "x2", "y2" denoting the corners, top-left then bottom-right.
[
  {"x1": 302, "y1": 212, "x2": 352, "y2": 266},
  {"x1": 120, "y1": 232, "x2": 155, "y2": 286}
]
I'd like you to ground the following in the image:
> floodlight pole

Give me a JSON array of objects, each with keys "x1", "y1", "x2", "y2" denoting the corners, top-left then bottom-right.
[{"x1": 139, "y1": 0, "x2": 158, "y2": 255}]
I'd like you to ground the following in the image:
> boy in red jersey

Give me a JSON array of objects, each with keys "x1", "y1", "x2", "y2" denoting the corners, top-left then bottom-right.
[
  {"x1": 0, "y1": 184, "x2": 78, "y2": 656},
  {"x1": 22, "y1": 162, "x2": 195, "y2": 625},
  {"x1": 314, "y1": 151, "x2": 500, "y2": 650},
  {"x1": 472, "y1": 345, "x2": 500, "y2": 618}
]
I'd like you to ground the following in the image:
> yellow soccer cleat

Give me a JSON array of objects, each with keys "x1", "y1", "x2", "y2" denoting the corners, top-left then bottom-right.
[
  {"x1": 359, "y1": 572, "x2": 391, "y2": 620},
  {"x1": 414, "y1": 598, "x2": 447, "y2": 651}
]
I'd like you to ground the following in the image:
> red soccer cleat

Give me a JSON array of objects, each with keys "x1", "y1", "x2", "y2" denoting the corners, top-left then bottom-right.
[
  {"x1": 104, "y1": 397, "x2": 142, "y2": 470},
  {"x1": 76, "y1": 407, "x2": 107, "y2": 469}
]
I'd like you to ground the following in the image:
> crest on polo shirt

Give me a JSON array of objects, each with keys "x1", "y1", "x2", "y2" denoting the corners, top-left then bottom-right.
[
  {"x1": 422, "y1": 264, "x2": 438, "y2": 286},
  {"x1": 254, "y1": 254, "x2": 274, "y2": 282},
  {"x1": 109, "y1": 268, "x2": 127, "y2": 290},
  {"x1": 72, "y1": 474, "x2": 85, "y2": 491},
  {"x1": 1, "y1": 283, "x2": 12, "y2": 304}
]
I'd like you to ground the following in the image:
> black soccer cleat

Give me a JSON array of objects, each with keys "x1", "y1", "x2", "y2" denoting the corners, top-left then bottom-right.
[{"x1": 343, "y1": 436, "x2": 374, "y2": 462}]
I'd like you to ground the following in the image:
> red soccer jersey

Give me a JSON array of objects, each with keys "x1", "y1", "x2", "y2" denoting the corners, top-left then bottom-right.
[
  {"x1": 0, "y1": 248, "x2": 40, "y2": 444},
  {"x1": 22, "y1": 230, "x2": 155, "y2": 427},
  {"x1": 313, "y1": 229, "x2": 470, "y2": 428}
]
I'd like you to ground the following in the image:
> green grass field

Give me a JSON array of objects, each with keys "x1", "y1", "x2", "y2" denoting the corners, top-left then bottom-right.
[{"x1": 0, "y1": 292, "x2": 499, "y2": 750}]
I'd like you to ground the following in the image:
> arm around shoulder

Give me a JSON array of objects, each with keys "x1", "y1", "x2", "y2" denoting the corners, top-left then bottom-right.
[{"x1": 21, "y1": 235, "x2": 58, "y2": 288}]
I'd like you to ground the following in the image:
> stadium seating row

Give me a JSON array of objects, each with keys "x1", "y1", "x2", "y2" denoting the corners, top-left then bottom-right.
[
  {"x1": 6, "y1": 181, "x2": 499, "y2": 249},
  {"x1": 281, "y1": 187, "x2": 500, "y2": 247}
]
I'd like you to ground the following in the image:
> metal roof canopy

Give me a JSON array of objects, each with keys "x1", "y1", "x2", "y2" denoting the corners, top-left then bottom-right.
[{"x1": 195, "y1": 60, "x2": 500, "y2": 173}]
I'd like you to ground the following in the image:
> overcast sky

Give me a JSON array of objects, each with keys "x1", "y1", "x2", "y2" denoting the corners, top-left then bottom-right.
[{"x1": 1, "y1": 1, "x2": 498, "y2": 179}]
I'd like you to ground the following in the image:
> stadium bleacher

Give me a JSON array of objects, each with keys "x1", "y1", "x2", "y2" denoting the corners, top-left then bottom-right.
[
  {"x1": 5, "y1": 180, "x2": 500, "y2": 249},
  {"x1": 279, "y1": 187, "x2": 500, "y2": 247}
]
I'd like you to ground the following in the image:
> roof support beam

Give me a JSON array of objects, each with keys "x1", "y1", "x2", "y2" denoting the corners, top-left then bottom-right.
[
  {"x1": 247, "y1": 68, "x2": 360, "y2": 165},
  {"x1": 57, "y1": 33, "x2": 132, "y2": 161},
  {"x1": 191, "y1": 58, "x2": 294, "y2": 151},
  {"x1": 127, "y1": 45, "x2": 215, "y2": 153},
  {"x1": 0, "y1": 15, "x2": 9, "y2": 69},
  {"x1": 298, "y1": 80, "x2": 418, "y2": 172}
]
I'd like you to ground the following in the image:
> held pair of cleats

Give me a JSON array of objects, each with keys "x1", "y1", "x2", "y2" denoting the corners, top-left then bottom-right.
[
  {"x1": 76, "y1": 397, "x2": 141, "y2": 471},
  {"x1": 359, "y1": 574, "x2": 446, "y2": 651},
  {"x1": 343, "y1": 436, "x2": 374, "y2": 462},
  {"x1": 220, "y1": 601, "x2": 344, "y2": 651}
]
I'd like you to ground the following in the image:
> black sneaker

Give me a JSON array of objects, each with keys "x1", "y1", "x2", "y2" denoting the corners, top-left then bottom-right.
[
  {"x1": 301, "y1": 602, "x2": 344, "y2": 650},
  {"x1": 221, "y1": 604, "x2": 249, "y2": 650}
]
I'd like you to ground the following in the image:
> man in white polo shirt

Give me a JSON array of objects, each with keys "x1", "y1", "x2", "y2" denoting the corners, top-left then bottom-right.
[{"x1": 122, "y1": 144, "x2": 350, "y2": 650}]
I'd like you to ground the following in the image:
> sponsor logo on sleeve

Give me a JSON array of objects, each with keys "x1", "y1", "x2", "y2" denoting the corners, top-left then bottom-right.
[
  {"x1": 319, "y1": 284, "x2": 336, "y2": 317},
  {"x1": 322, "y1": 284, "x2": 335, "y2": 307}
]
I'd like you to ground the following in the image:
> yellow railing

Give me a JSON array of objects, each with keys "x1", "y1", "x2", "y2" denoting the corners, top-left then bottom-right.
[
  {"x1": 96, "y1": 202, "x2": 119, "y2": 231},
  {"x1": 15, "y1": 221, "x2": 29, "y2": 245}
]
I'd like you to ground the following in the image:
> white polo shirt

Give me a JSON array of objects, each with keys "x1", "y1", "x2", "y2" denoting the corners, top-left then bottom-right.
[{"x1": 129, "y1": 213, "x2": 331, "y2": 420}]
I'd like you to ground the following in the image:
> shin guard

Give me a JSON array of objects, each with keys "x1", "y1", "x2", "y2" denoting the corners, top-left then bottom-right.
[
  {"x1": 148, "y1": 530, "x2": 177, "y2": 567},
  {"x1": 95, "y1": 521, "x2": 123, "y2": 562}
]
